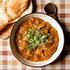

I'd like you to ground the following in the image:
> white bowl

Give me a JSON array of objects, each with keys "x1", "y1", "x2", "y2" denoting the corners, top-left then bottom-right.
[{"x1": 10, "y1": 13, "x2": 64, "y2": 67}]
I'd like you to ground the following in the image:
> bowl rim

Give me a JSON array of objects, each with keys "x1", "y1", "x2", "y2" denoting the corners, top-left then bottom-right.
[{"x1": 10, "y1": 12, "x2": 64, "y2": 67}]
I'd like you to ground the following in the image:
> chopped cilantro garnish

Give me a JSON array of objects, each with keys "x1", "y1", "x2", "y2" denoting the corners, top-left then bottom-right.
[{"x1": 27, "y1": 28, "x2": 50, "y2": 50}]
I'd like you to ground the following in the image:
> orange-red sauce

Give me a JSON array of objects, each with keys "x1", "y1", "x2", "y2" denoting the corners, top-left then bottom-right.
[{"x1": 16, "y1": 17, "x2": 59, "y2": 62}]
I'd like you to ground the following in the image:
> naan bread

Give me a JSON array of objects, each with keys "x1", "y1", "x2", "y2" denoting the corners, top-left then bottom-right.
[
  {"x1": 7, "y1": 0, "x2": 28, "y2": 19},
  {"x1": 0, "y1": 6, "x2": 10, "y2": 31},
  {"x1": 0, "y1": 0, "x2": 28, "y2": 31}
]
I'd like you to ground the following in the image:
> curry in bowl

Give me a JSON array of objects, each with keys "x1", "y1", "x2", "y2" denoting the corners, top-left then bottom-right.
[{"x1": 15, "y1": 17, "x2": 59, "y2": 62}]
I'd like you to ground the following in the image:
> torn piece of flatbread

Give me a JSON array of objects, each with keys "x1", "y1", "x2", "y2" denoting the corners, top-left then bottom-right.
[
  {"x1": 0, "y1": 0, "x2": 29, "y2": 31},
  {"x1": 0, "y1": 19, "x2": 7, "y2": 31},
  {"x1": 0, "y1": 7, "x2": 10, "y2": 31},
  {"x1": 7, "y1": 0, "x2": 28, "y2": 19},
  {"x1": 0, "y1": 23, "x2": 14, "y2": 39}
]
